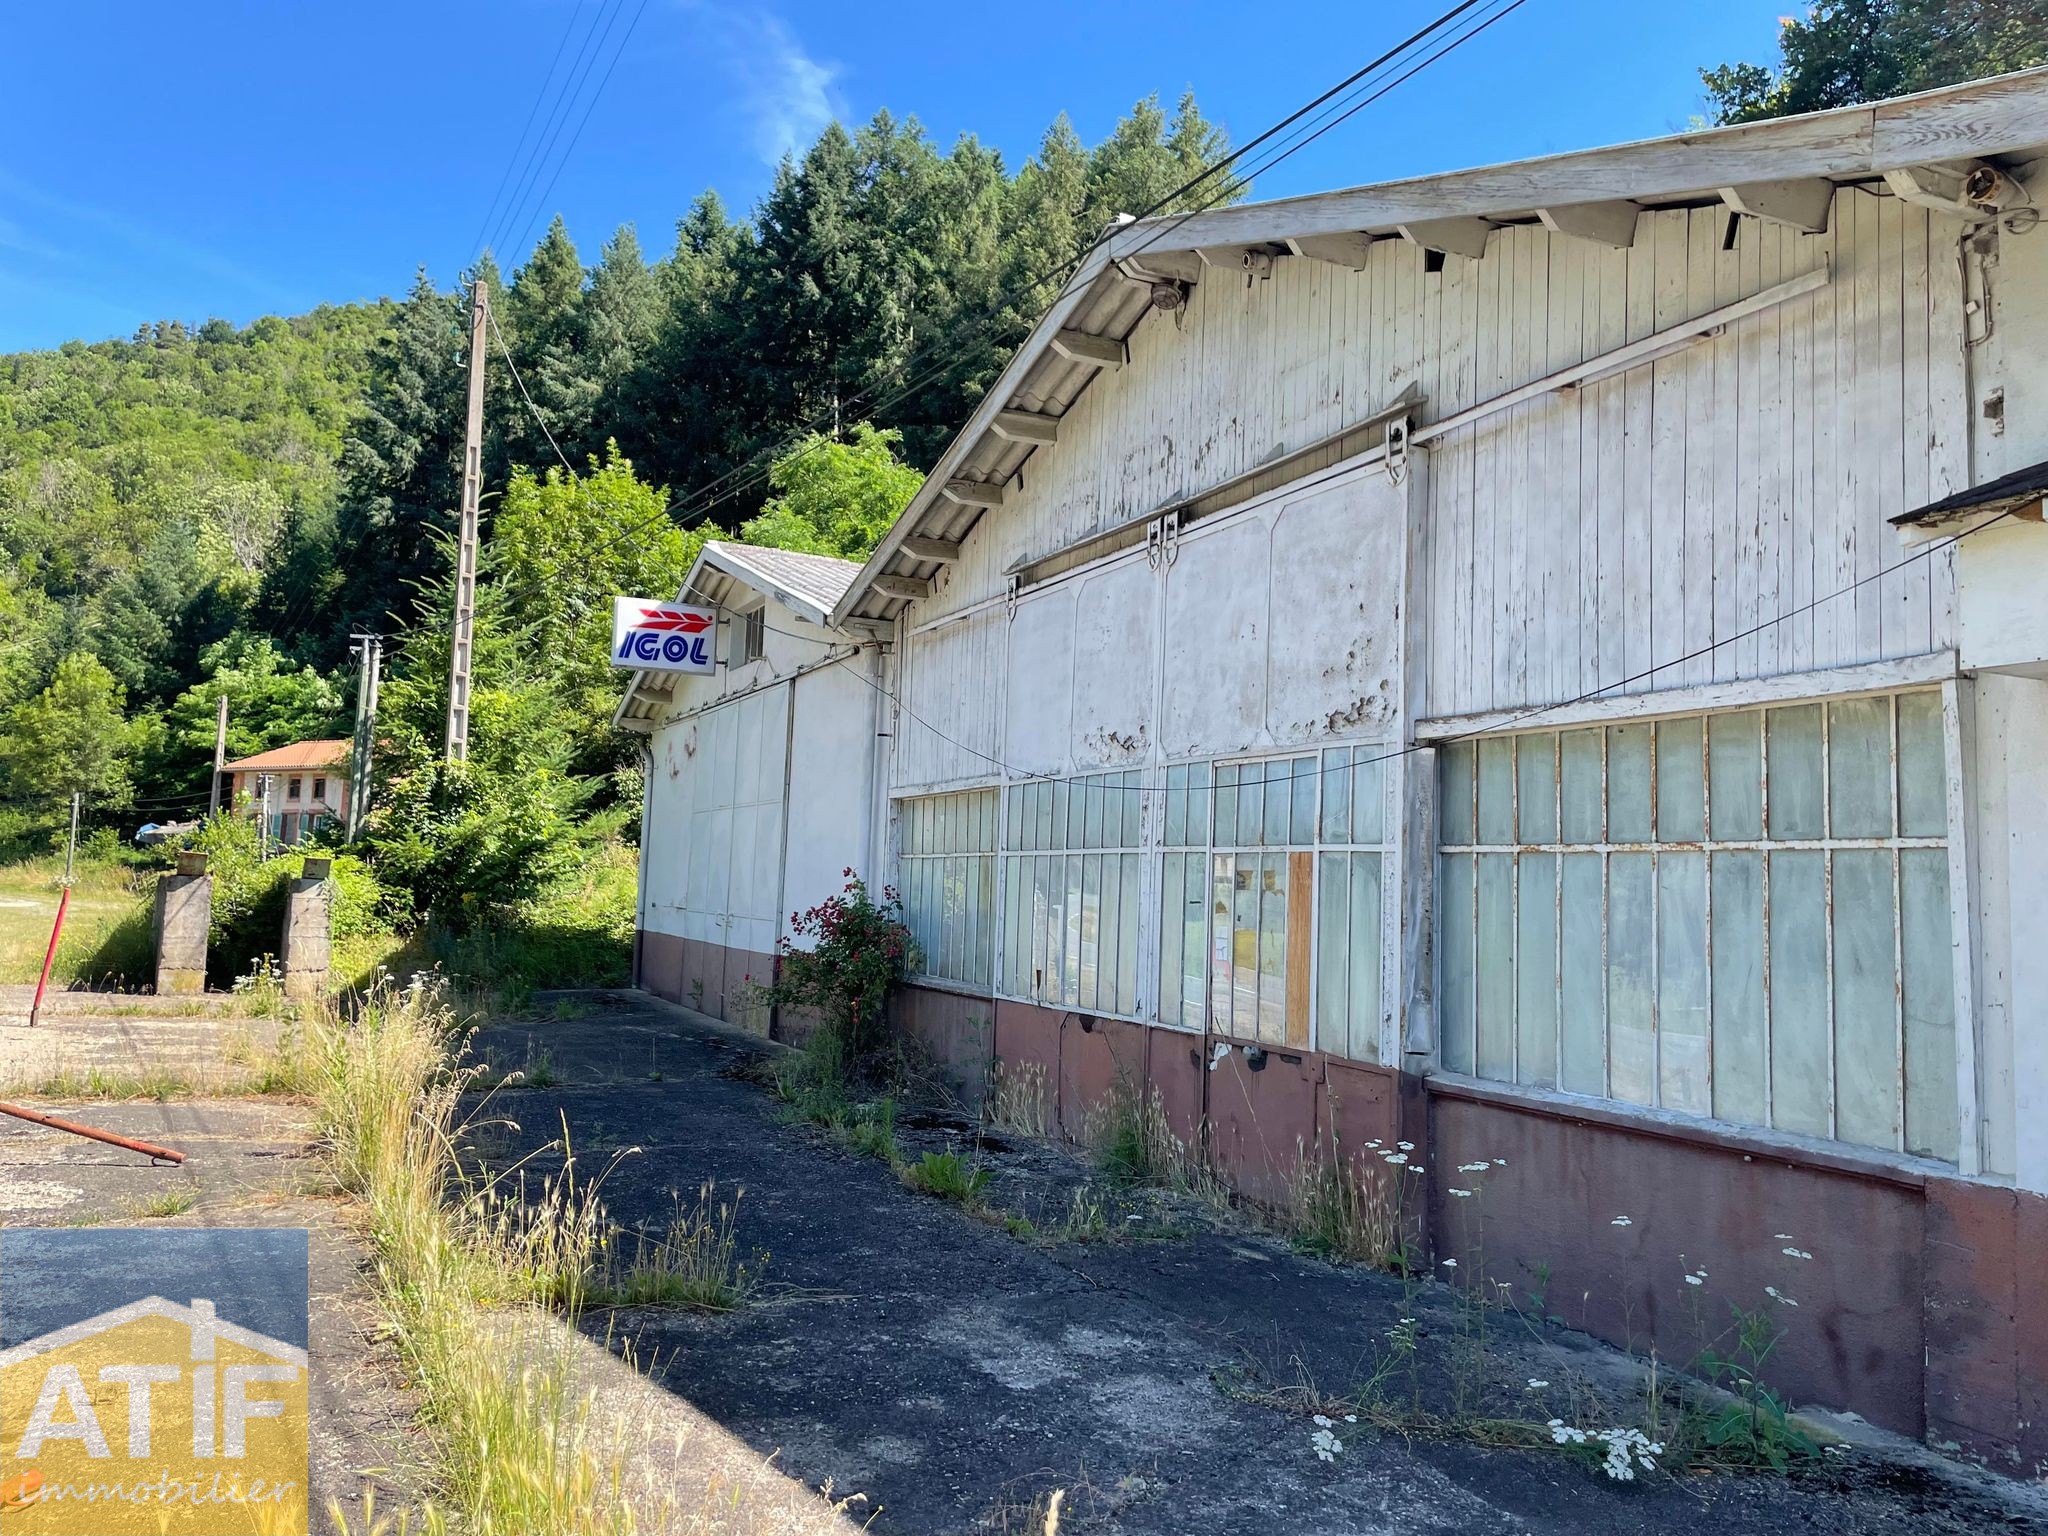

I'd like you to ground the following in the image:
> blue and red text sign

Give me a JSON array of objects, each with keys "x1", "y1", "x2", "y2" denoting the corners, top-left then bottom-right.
[{"x1": 610, "y1": 597, "x2": 717, "y2": 675}]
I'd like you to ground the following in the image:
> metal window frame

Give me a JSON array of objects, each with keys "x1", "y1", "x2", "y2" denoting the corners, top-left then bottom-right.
[{"x1": 1435, "y1": 688, "x2": 1963, "y2": 1163}]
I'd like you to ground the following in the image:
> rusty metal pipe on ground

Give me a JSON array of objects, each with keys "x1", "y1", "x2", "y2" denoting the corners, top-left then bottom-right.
[{"x1": 0, "y1": 1101, "x2": 187, "y2": 1164}]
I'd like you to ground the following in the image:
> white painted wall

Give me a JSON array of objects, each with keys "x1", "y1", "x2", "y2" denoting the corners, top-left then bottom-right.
[{"x1": 639, "y1": 593, "x2": 872, "y2": 956}]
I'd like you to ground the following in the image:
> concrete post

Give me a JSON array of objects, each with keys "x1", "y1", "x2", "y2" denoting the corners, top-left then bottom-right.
[
  {"x1": 153, "y1": 850, "x2": 212, "y2": 996},
  {"x1": 280, "y1": 856, "x2": 332, "y2": 1002}
]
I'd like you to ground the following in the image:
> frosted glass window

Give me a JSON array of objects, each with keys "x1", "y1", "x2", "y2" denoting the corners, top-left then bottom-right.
[
  {"x1": 1768, "y1": 706, "x2": 1823, "y2": 839},
  {"x1": 900, "y1": 790, "x2": 997, "y2": 987},
  {"x1": 1897, "y1": 693, "x2": 1947, "y2": 838},
  {"x1": 1518, "y1": 735, "x2": 1558, "y2": 844},
  {"x1": 1476, "y1": 855, "x2": 1515, "y2": 1080},
  {"x1": 1438, "y1": 691, "x2": 1957, "y2": 1163},
  {"x1": 1516, "y1": 854, "x2": 1557, "y2": 1088},
  {"x1": 999, "y1": 771, "x2": 1143, "y2": 1017},
  {"x1": 1321, "y1": 748, "x2": 1352, "y2": 843},
  {"x1": 1828, "y1": 699, "x2": 1893, "y2": 839},
  {"x1": 1657, "y1": 719, "x2": 1705, "y2": 843}
]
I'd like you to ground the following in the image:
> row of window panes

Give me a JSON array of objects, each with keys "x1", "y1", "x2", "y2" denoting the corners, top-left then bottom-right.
[
  {"x1": 901, "y1": 789, "x2": 997, "y2": 857},
  {"x1": 1003, "y1": 772, "x2": 1143, "y2": 852},
  {"x1": 998, "y1": 852, "x2": 1143, "y2": 1015},
  {"x1": 1214, "y1": 757, "x2": 1317, "y2": 848},
  {"x1": 900, "y1": 851, "x2": 994, "y2": 987},
  {"x1": 1440, "y1": 694, "x2": 1946, "y2": 848}
]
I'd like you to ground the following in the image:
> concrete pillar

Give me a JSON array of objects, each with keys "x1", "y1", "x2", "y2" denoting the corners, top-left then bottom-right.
[
  {"x1": 153, "y1": 850, "x2": 211, "y2": 996},
  {"x1": 280, "y1": 856, "x2": 332, "y2": 1002}
]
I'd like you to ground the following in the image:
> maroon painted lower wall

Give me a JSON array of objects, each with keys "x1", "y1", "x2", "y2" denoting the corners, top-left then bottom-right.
[
  {"x1": 634, "y1": 951, "x2": 2048, "y2": 1472},
  {"x1": 634, "y1": 929, "x2": 774, "y2": 1033}
]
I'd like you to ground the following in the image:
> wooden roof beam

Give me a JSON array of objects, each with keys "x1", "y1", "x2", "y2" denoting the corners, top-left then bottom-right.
[
  {"x1": 991, "y1": 409, "x2": 1060, "y2": 445},
  {"x1": 1396, "y1": 216, "x2": 1493, "y2": 260},
  {"x1": 1719, "y1": 178, "x2": 1834, "y2": 233},
  {"x1": 941, "y1": 478, "x2": 1007, "y2": 508},
  {"x1": 1049, "y1": 329, "x2": 1124, "y2": 370},
  {"x1": 898, "y1": 535, "x2": 962, "y2": 563},
  {"x1": 1283, "y1": 231, "x2": 1377, "y2": 269},
  {"x1": 872, "y1": 573, "x2": 930, "y2": 600},
  {"x1": 1112, "y1": 250, "x2": 1203, "y2": 285},
  {"x1": 1536, "y1": 200, "x2": 1641, "y2": 248}
]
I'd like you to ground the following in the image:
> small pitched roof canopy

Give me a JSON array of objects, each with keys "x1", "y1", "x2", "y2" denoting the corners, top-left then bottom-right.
[
  {"x1": 1892, "y1": 457, "x2": 2048, "y2": 528},
  {"x1": 831, "y1": 66, "x2": 2048, "y2": 627},
  {"x1": 222, "y1": 739, "x2": 348, "y2": 773},
  {"x1": 614, "y1": 541, "x2": 865, "y2": 730}
]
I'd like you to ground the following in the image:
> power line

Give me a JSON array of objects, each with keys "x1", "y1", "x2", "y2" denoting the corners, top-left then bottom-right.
[
  {"x1": 644, "y1": 0, "x2": 1533, "y2": 540},
  {"x1": 468, "y1": 0, "x2": 595, "y2": 266},
  {"x1": 485, "y1": 0, "x2": 629, "y2": 263},
  {"x1": 504, "y1": 0, "x2": 1536, "y2": 584},
  {"x1": 487, "y1": 300, "x2": 575, "y2": 476},
  {"x1": 503, "y1": 0, "x2": 655, "y2": 265}
]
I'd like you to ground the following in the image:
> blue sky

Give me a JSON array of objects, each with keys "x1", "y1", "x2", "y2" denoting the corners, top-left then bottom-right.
[{"x1": 0, "y1": 1, "x2": 1790, "y2": 351}]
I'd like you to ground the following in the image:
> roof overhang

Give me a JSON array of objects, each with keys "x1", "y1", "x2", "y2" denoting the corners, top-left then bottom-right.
[
  {"x1": 832, "y1": 67, "x2": 2048, "y2": 627},
  {"x1": 611, "y1": 542, "x2": 875, "y2": 733},
  {"x1": 1892, "y1": 457, "x2": 2048, "y2": 531}
]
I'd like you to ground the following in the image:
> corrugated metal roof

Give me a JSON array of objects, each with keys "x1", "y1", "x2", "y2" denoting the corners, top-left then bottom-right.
[
  {"x1": 224, "y1": 739, "x2": 349, "y2": 772},
  {"x1": 699, "y1": 541, "x2": 861, "y2": 617},
  {"x1": 831, "y1": 66, "x2": 2048, "y2": 627}
]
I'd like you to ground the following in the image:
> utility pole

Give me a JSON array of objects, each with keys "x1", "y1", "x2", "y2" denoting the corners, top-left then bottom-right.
[
  {"x1": 208, "y1": 694, "x2": 229, "y2": 816},
  {"x1": 257, "y1": 774, "x2": 271, "y2": 862},
  {"x1": 445, "y1": 276, "x2": 489, "y2": 763},
  {"x1": 347, "y1": 632, "x2": 382, "y2": 843}
]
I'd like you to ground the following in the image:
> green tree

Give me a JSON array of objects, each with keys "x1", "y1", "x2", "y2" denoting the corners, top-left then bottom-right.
[
  {"x1": 739, "y1": 423, "x2": 921, "y2": 560},
  {"x1": 0, "y1": 652, "x2": 137, "y2": 810},
  {"x1": 152, "y1": 633, "x2": 345, "y2": 792},
  {"x1": 1702, "y1": 1, "x2": 2048, "y2": 123}
]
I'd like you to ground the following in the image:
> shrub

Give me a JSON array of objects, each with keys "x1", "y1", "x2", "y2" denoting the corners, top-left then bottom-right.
[
  {"x1": 899, "y1": 1149, "x2": 989, "y2": 1204},
  {"x1": 760, "y1": 872, "x2": 917, "y2": 1076}
]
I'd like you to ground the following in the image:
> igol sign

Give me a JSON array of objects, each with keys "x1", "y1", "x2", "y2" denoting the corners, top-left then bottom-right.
[{"x1": 611, "y1": 597, "x2": 717, "y2": 675}]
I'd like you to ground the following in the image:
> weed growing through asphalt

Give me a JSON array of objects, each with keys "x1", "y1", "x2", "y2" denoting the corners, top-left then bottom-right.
[
  {"x1": 982, "y1": 1059, "x2": 1051, "y2": 1138},
  {"x1": 899, "y1": 1148, "x2": 990, "y2": 1204},
  {"x1": 126, "y1": 1185, "x2": 201, "y2": 1219}
]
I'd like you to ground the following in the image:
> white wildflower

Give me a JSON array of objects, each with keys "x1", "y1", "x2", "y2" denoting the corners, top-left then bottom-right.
[
  {"x1": 1610, "y1": 1216, "x2": 1633, "y2": 1227},
  {"x1": 1684, "y1": 1273, "x2": 1705, "y2": 1287},
  {"x1": 1492, "y1": 1158, "x2": 1506, "y2": 1166},
  {"x1": 1383, "y1": 1152, "x2": 1408, "y2": 1165},
  {"x1": 1364, "y1": 1140, "x2": 1382, "y2": 1149},
  {"x1": 1457, "y1": 1161, "x2": 1490, "y2": 1173},
  {"x1": 1774, "y1": 1233, "x2": 1795, "y2": 1241},
  {"x1": 1440, "y1": 1258, "x2": 1458, "y2": 1269},
  {"x1": 1313, "y1": 1414, "x2": 1334, "y2": 1427},
  {"x1": 1781, "y1": 1246, "x2": 1812, "y2": 1261},
  {"x1": 1448, "y1": 1187, "x2": 1475, "y2": 1198},
  {"x1": 1766, "y1": 1285, "x2": 1799, "y2": 1307},
  {"x1": 1344, "y1": 1415, "x2": 1357, "y2": 1424},
  {"x1": 1406, "y1": 1165, "x2": 1425, "y2": 1175},
  {"x1": 1310, "y1": 1427, "x2": 1343, "y2": 1462},
  {"x1": 1527, "y1": 1379, "x2": 1549, "y2": 1390}
]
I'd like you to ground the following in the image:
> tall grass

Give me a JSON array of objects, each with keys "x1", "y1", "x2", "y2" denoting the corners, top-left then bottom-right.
[{"x1": 308, "y1": 979, "x2": 638, "y2": 1535}]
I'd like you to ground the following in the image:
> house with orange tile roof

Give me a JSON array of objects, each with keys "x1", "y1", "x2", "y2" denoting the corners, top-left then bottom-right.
[{"x1": 221, "y1": 739, "x2": 350, "y2": 845}]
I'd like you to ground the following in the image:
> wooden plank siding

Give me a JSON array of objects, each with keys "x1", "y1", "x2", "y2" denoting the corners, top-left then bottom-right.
[{"x1": 904, "y1": 192, "x2": 1970, "y2": 757}]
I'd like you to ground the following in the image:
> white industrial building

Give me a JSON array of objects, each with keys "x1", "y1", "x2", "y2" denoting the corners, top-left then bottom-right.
[{"x1": 633, "y1": 71, "x2": 2048, "y2": 1463}]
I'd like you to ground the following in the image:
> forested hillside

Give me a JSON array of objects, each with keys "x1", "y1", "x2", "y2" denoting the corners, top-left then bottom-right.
[{"x1": 0, "y1": 94, "x2": 1236, "y2": 895}]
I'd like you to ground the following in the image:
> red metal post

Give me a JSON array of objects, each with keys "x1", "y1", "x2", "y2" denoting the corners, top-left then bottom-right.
[
  {"x1": 27, "y1": 886, "x2": 70, "y2": 1029},
  {"x1": 0, "y1": 1101, "x2": 186, "y2": 1164}
]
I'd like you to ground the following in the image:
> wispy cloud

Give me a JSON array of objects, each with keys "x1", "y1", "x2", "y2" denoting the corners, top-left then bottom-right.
[
  {"x1": 0, "y1": 165, "x2": 295, "y2": 309},
  {"x1": 680, "y1": 3, "x2": 844, "y2": 166}
]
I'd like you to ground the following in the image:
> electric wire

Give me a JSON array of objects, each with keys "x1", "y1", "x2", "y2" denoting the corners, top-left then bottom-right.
[
  {"x1": 486, "y1": 0, "x2": 632, "y2": 263},
  {"x1": 468, "y1": 0, "x2": 595, "y2": 266},
  {"x1": 487, "y1": 301, "x2": 576, "y2": 476},
  {"x1": 502, "y1": 0, "x2": 655, "y2": 266},
  {"x1": 493, "y1": 0, "x2": 1537, "y2": 578}
]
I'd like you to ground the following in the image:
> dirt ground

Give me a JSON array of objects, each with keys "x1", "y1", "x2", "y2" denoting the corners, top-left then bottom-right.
[
  {"x1": 0, "y1": 1011, "x2": 416, "y2": 1533},
  {"x1": 470, "y1": 991, "x2": 2048, "y2": 1536}
]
